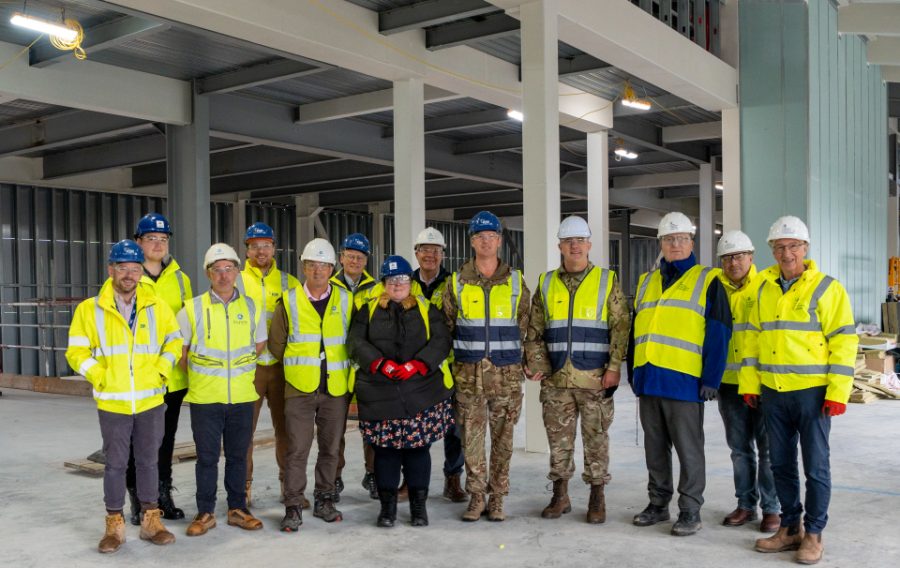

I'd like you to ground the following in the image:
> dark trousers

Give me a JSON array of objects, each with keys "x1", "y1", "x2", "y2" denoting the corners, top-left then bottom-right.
[
  {"x1": 190, "y1": 402, "x2": 254, "y2": 514},
  {"x1": 761, "y1": 385, "x2": 831, "y2": 533},
  {"x1": 98, "y1": 404, "x2": 165, "y2": 511},
  {"x1": 283, "y1": 393, "x2": 348, "y2": 507},
  {"x1": 126, "y1": 388, "x2": 186, "y2": 488},
  {"x1": 443, "y1": 422, "x2": 464, "y2": 477},
  {"x1": 639, "y1": 395, "x2": 706, "y2": 512},
  {"x1": 717, "y1": 383, "x2": 779, "y2": 513},
  {"x1": 247, "y1": 364, "x2": 288, "y2": 483},
  {"x1": 374, "y1": 445, "x2": 432, "y2": 491}
]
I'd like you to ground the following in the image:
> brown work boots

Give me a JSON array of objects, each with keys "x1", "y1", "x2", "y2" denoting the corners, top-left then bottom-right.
[
  {"x1": 541, "y1": 479, "x2": 572, "y2": 518},
  {"x1": 443, "y1": 474, "x2": 467, "y2": 502},
  {"x1": 462, "y1": 493, "x2": 487, "y2": 522},
  {"x1": 796, "y1": 533, "x2": 824, "y2": 565},
  {"x1": 139, "y1": 508, "x2": 176, "y2": 545},
  {"x1": 586, "y1": 484, "x2": 606, "y2": 524},
  {"x1": 487, "y1": 495, "x2": 505, "y2": 521},
  {"x1": 98, "y1": 513, "x2": 126, "y2": 553},
  {"x1": 756, "y1": 524, "x2": 804, "y2": 553}
]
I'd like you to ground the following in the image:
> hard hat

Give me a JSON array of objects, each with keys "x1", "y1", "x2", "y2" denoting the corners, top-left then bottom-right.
[
  {"x1": 108, "y1": 239, "x2": 145, "y2": 264},
  {"x1": 134, "y1": 213, "x2": 172, "y2": 238},
  {"x1": 557, "y1": 216, "x2": 591, "y2": 239},
  {"x1": 657, "y1": 212, "x2": 696, "y2": 238},
  {"x1": 767, "y1": 215, "x2": 809, "y2": 244},
  {"x1": 245, "y1": 222, "x2": 275, "y2": 242},
  {"x1": 380, "y1": 255, "x2": 413, "y2": 280},
  {"x1": 300, "y1": 238, "x2": 336, "y2": 265},
  {"x1": 341, "y1": 233, "x2": 371, "y2": 255},
  {"x1": 204, "y1": 243, "x2": 241, "y2": 269},
  {"x1": 415, "y1": 227, "x2": 446, "y2": 249},
  {"x1": 717, "y1": 230, "x2": 755, "y2": 257},
  {"x1": 469, "y1": 210, "x2": 501, "y2": 235}
]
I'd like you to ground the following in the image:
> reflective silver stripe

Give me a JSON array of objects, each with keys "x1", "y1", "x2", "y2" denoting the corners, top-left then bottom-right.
[
  {"x1": 193, "y1": 345, "x2": 256, "y2": 359},
  {"x1": 246, "y1": 297, "x2": 258, "y2": 342},
  {"x1": 68, "y1": 336, "x2": 91, "y2": 347},
  {"x1": 188, "y1": 365, "x2": 230, "y2": 378},
  {"x1": 635, "y1": 271, "x2": 654, "y2": 306},
  {"x1": 760, "y1": 321, "x2": 822, "y2": 332},
  {"x1": 725, "y1": 362, "x2": 741, "y2": 371},
  {"x1": 132, "y1": 345, "x2": 160, "y2": 355},
  {"x1": 540, "y1": 271, "x2": 553, "y2": 320},
  {"x1": 510, "y1": 270, "x2": 522, "y2": 313},
  {"x1": 143, "y1": 305, "x2": 159, "y2": 352},
  {"x1": 79, "y1": 358, "x2": 99, "y2": 376},
  {"x1": 638, "y1": 298, "x2": 705, "y2": 316},
  {"x1": 163, "y1": 331, "x2": 182, "y2": 344},
  {"x1": 808, "y1": 276, "x2": 834, "y2": 312},
  {"x1": 570, "y1": 320, "x2": 609, "y2": 330},
  {"x1": 287, "y1": 288, "x2": 303, "y2": 342},
  {"x1": 759, "y1": 363, "x2": 852, "y2": 376},
  {"x1": 93, "y1": 386, "x2": 166, "y2": 401},
  {"x1": 829, "y1": 364, "x2": 855, "y2": 377},
  {"x1": 94, "y1": 298, "x2": 107, "y2": 350},
  {"x1": 546, "y1": 320, "x2": 569, "y2": 329},
  {"x1": 233, "y1": 362, "x2": 257, "y2": 375},
  {"x1": 323, "y1": 336, "x2": 344, "y2": 347},
  {"x1": 161, "y1": 352, "x2": 177, "y2": 366},
  {"x1": 549, "y1": 342, "x2": 609, "y2": 353},
  {"x1": 258, "y1": 353, "x2": 276, "y2": 364},
  {"x1": 458, "y1": 317, "x2": 486, "y2": 327},
  {"x1": 338, "y1": 287, "x2": 351, "y2": 331},
  {"x1": 326, "y1": 360, "x2": 350, "y2": 371},
  {"x1": 292, "y1": 332, "x2": 321, "y2": 343},
  {"x1": 825, "y1": 324, "x2": 856, "y2": 339},
  {"x1": 176, "y1": 270, "x2": 186, "y2": 301},
  {"x1": 235, "y1": 274, "x2": 246, "y2": 295},
  {"x1": 487, "y1": 340, "x2": 520, "y2": 350},
  {"x1": 691, "y1": 267, "x2": 712, "y2": 305},
  {"x1": 732, "y1": 323, "x2": 755, "y2": 332},
  {"x1": 742, "y1": 357, "x2": 758, "y2": 367},
  {"x1": 634, "y1": 333, "x2": 702, "y2": 355},
  {"x1": 283, "y1": 356, "x2": 322, "y2": 367},
  {"x1": 192, "y1": 297, "x2": 206, "y2": 352},
  {"x1": 93, "y1": 346, "x2": 130, "y2": 357},
  {"x1": 454, "y1": 340, "x2": 486, "y2": 351},
  {"x1": 266, "y1": 310, "x2": 276, "y2": 323},
  {"x1": 281, "y1": 271, "x2": 289, "y2": 292},
  {"x1": 597, "y1": 268, "x2": 610, "y2": 315}
]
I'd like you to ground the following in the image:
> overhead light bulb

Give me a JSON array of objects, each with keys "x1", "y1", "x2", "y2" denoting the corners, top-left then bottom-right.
[
  {"x1": 621, "y1": 98, "x2": 652, "y2": 111},
  {"x1": 507, "y1": 109, "x2": 523, "y2": 122},
  {"x1": 715, "y1": 229, "x2": 722, "y2": 235},
  {"x1": 614, "y1": 147, "x2": 638, "y2": 160},
  {"x1": 10, "y1": 12, "x2": 77, "y2": 41},
  {"x1": 715, "y1": 182, "x2": 724, "y2": 190}
]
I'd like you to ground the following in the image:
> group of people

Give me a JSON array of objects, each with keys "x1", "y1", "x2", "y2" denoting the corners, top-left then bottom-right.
[{"x1": 66, "y1": 208, "x2": 856, "y2": 566}]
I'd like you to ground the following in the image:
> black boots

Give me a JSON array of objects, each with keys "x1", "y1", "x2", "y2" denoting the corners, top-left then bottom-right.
[
  {"x1": 377, "y1": 489, "x2": 398, "y2": 528},
  {"x1": 158, "y1": 479, "x2": 184, "y2": 520},
  {"x1": 409, "y1": 488, "x2": 428, "y2": 527},
  {"x1": 127, "y1": 486, "x2": 140, "y2": 526}
]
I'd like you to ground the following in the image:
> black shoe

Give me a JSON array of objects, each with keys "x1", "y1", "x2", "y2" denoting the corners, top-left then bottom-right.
[
  {"x1": 409, "y1": 488, "x2": 428, "y2": 527},
  {"x1": 127, "y1": 486, "x2": 140, "y2": 526},
  {"x1": 362, "y1": 472, "x2": 378, "y2": 500},
  {"x1": 158, "y1": 479, "x2": 185, "y2": 520},
  {"x1": 313, "y1": 491, "x2": 343, "y2": 523},
  {"x1": 633, "y1": 503, "x2": 670, "y2": 527},
  {"x1": 671, "y1": 511, "x2": 703, "y2": 536},
  {"x1": 334, "y1": 477, "x2": 344, "y2": 504},
  {"x1": 377, "y1": 489, "x2": 398, "y2": 528},
  {"x1": 280, "y1": 505, "x2": 302, "y2": 533}
]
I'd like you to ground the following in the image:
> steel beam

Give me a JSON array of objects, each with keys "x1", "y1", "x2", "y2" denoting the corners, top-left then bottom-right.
[
  {"x1": 557, "y1": 53, "x2": 612, "y2": 78},
  {"x1": 661, "y1": 121, "x2": 722, "y2": 143},
  {"x1": 197, "y1": 59, "x2": 328, "y2": 94},
  {"x1": 296, "y1": 85, "x2": 462, "y2": 124},
  {"x1": 211, "y1": 161, "x2": 393, "y2": 194},
  {"x1": 426, "y1": 12, "x2": 519, "y2": 50},
  {"x1": 379, "y1": 0, "x2": 497, "y2": 35},
  {"x1": 611, "y1": 118, "x2": 709, "y2": 164},
  {"x1": 30, "y1": 16, "x2": 167, "y2": 68},
  {"x1": 0, "y1": 110, "x2": 150, "y2": 158},
  {"x1": 383, "y1": 108, "x2": 510, "y2": 137},
  {"x1": 454, "y1": 128, "x2": 583, "y2": 154},
  {"x1": 612, "y1": 170, "x2": 700, "y2": 190}
]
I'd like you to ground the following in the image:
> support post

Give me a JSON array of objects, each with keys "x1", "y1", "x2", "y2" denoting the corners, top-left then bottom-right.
[
  {"x1": 587, "y1": 131, "x2": 609, "y2": 265},
  {"x1": 393, "y1": 78, "x2": 426, "y2": 262},
  {"x1": 698, "y1": 162, "x2": 715, "y2": 265},
  {"x1": 722, "y1": 107, "x2": 741, "y2": 230}
]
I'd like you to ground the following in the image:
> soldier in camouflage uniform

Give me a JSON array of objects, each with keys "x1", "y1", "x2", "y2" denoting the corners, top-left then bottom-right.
[
  {"x1": 441, "y1": 211, "x2": 530, "y2": 522},
  {"x1": 525, "y1": 216, "x2": 630, "y2": 524}
]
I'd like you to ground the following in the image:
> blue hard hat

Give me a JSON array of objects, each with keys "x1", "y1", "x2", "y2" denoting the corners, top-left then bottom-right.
[
  {"x1": 134, "y1": 213, "x2": 172, "y2": 238},
  {"x1": 245, "y1": 222, "x2": 275, "y2": 242},
  {"x1": 468, "y1": 210, "x2": 502, "y2": 235},
  {"x1": 109, "y1": 239, "x2": 145, "y2": 264},
  {"x1": 341, "y1": 233, "x2": 370, "y2": 255},
  {"x1": 380, "y1": 255, "x2": 413, "y2": 280}
]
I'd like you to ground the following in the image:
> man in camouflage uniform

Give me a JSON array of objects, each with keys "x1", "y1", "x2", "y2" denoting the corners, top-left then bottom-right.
[
  {"x1": 525, "y1": 216, "x2": 630, "y2": 524},
  {"x1": 441, "y1": 211, "x2": 530, "y2": 522}
]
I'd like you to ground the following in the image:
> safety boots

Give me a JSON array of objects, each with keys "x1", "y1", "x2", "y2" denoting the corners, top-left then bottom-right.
[
  {"x1": 377, "y1": 489, "x2": 398, "y2": 528},
  {"x1": 633, "y1": 503, "x2": 671, "y2": 526},
  {"x1": 541, "y1": 479, "x2": 572, "y2": 519},
  {"x1": 462, "y1": 493, "x2": 487, "y2": 522},
  {"x1": 796, "y1": 532, "x2": 824, "y2": 565},
  {"x1": 586, "y1": 484, "x2": 606, "y2": 524},
  {"x1": 139, "y1": 508, "x2": 175, "y2": 545},
  {"x1": 158, "y1": 479, "x2": 184, "y2": 520},
  {"x1": 361, "y1": 472, "x2": 378, "y2": 500},
  {"x1": 98, "y1": 513, "x2": 126, "y2": 553},
  {"x1": 443, "y1": 473, "x2": 466, "y2": 502},
  {"x1": 313, "y1": 490, "x2": 343, "y2": 522},
  {"x1": 755, "y1": 524, "x2": 805, "y2": 553},
  {"x1": 409, "y1": 488, "x2": 429, "y2": 527},
  {"x1": 280, "y1": 505, "x2": 302, "y2": 533},
  {"x1": 487, "y1": 494, "x2": 505, "y2": 522}
]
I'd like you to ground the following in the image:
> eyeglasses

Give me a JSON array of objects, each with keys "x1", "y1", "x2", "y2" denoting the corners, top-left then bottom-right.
[
  {"x1": 721, "y1": 252, "x2": 750, "y2": 264},
  {"x1": 342, "y1": 252, "x2": 367, "y2": 263},
  {"x1": 140, "y1": 235, "x2": 169, "y2": 243},
  {"x1": 771, "y1": 242, "x2": 805, "y2": 255},
  {"x1": 416, "y1": 245, "x2": 443, "y2": 256},
  {"x1": 385, "y1": 275, "x2": 411, "y2": 285},
  {"x1": 304, "y1": 261, "x2": 332, "y2": 271},
  {"x1": 560, "y1": 237, "x2": 589, "y2": 246},
  {"x1": 209, "y1": 266, "x2": 237, "y2": 275},
  {"x1": 471, "y1": 232, "x2": 500, "y2": 242},
  {"x1": 248, "y1": 243, "x2": 274, "y2": 251},
  {"x1": 661, "y1": 235, "x2": 692, "y2": 245},
  {"x1": 113, "y1": 265, "x2": 142, "y2": 275}
]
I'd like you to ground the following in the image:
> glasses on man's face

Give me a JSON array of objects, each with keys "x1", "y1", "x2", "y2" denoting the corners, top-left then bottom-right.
[
  {"x1": 248, "y1": 243, "x2": 274, "y2": 251},
  {"x1": 210, "y1": 266, "x2": 237, "y2": 275},
  {"x1": 560, "y1": 237, "x2": 588, "y2": 246},
  {"x1": 342, "y1": 252, "x2": 367, "y2": 264},
  {"x1": 472, "y1": 232, "x2": 500, "y2": 242},
  {"x1": 772, "y1": 242, "x2": 805, "y2": 255},
  {"x1": 385, "y1": 275, "x2": 411, "y2": 286},
  {"x1": 141, "y1": 235, "x2": 169, "y2": 244},
  {"x1": 661, "y1": 235, "x2": 692, "y2": 245},
  {"x1": 417, "y1": 245, "x2": 442, "y2": 256},
  {"x1": 722, "y1": 252, "x2": 750, "y2": 264},
  {"x1": 304, "y1": 261, "x2": 332, "y2": 271},
  {"x1": 113, "y1": 265, "x2": 142, "y2": 275}
]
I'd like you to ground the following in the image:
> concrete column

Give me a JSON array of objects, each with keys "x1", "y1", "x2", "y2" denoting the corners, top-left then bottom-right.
[
  {"x1": 232, "y1": 196, "x2": 248, "y2": 260},
  {"x1": 295, "y1": 193, "x2": 322, "y2": 261},
  {"x1": 722, "y1": 107, "x2": 741, "y2": 230},
  {"x1": 166, "y1": 85, "x2": 210, "y2": 287},
  {"x1": 368, "y1": 201, "x2": 390, "y2": 267},
  {"x1": 520, "y1": 0, "x2": 560, "y2": 454},
  {"x1": 587, "y1": 132, "x2": 609, "y2": 266},
  {"x1": 621, "y1": 210, "x2": 632, "y2": 295},
  {"x1": 393, "y1": 78, "x2": 426, "y2": 264},
  {"x1": 698, "y1": 163, "x2": 715, "y2": 266}
]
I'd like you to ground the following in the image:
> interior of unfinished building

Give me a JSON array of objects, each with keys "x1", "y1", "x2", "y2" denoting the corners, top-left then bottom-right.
[{"x1": 1, "y1": 1, "x2": 899, "y2": 567}]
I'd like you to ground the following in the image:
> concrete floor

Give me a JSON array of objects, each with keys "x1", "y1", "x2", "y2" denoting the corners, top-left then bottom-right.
[{"x1": 1, "y1": 387, "x2": 898, "y2": 568}]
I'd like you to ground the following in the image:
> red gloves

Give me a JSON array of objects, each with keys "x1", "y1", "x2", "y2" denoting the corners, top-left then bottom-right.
[
  {"x1": 369, "y1": 358, "x2": 385, "y2": 374},
  {"x1": 743, "y1": 394, "x2": 759, "y2": 409},
  {"x1": 395, "y1": 360, "x2": 428, "y2": 380},
  {"x1": 370, "y1": 358, "x2": 401, "y2": 378},
  {"x1": 822, "y1": 400, "x2": 846, "y2": 417}
]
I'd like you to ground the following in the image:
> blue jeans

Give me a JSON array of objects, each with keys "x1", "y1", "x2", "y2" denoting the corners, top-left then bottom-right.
[
  {"x1": 717, "y1": 383, "x2": 779, "y2": 514},
  {"x1": 443, "y1": 422, "x2": 464, "y2": 477},
  {"x1": 761, "y1": 385, "x2": 831, "y2": 533},
  {"x1": 190, "y1": 402, "x2": 254, "y2": 514}
]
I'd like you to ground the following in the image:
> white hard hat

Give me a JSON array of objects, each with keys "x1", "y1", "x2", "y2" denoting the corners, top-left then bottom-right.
[
  {"x1": 204, "y1": 243, "x2": 240, "y2": 269},
  {"x1": 415, "y1": 227, "x2": 446, "y2": 249},
  {"x1": 717, "y1": 230, "x2": 755, "y2": 257},
  {"x1": 300, "y1": 238, "x2": 336, "y2": 264},
  {"x1": 767, "y1": 215, "x2": 810, "y2": 244},
  {"x1": 557, "y1": 216, "x2": 591, "y2": 239},
  {"x1": 658, "y1": 212, "x2": 696, "y2": 238}
]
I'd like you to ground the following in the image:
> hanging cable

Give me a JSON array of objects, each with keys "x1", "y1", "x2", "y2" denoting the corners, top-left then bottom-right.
[{"x1": 49, "y1": 18, "x2": 86, "y2": 60}]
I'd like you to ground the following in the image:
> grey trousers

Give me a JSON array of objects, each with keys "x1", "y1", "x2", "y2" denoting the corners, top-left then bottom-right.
[
  {"x1": 639, "y1": 395, "x2": 706, "y2": 513},
  {"x1": 98, "y1": 404, "x2": 166, "y2": 511},
  {"x1": 283, "y1": 393, "x2": 349, "y2": 506}
]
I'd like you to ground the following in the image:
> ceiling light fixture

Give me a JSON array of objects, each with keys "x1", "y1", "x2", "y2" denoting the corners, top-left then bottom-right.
[
  {"x1": 621, "y1": 80, "x2": 652, "y2": 111},
  {"x1": 10, "y1": 12, "x2": 77, "y2": 41},
  {"x1": 613, "y1": 138, "x2": 638, "y2": 160},
  {"x1": 715, "y1": 182, "x2": 724, "y2": 190},
  {"x1": 507, "y1": 109, "x2": 523, "y2": 122}
]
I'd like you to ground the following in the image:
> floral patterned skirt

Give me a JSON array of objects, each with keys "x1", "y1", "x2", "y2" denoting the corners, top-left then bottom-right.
[{"x1": 360, "y1": 398, "x2": 454, "y2": 449}]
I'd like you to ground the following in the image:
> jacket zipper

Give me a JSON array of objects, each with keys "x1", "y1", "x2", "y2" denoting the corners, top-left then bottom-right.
[
  {"x1": 483, "y1": 287, "x2": 491, "y2": 359},
  {"x1": 129, "y1": 308, "x2": 137, "y2": 414},
  {"x1": 225, "y1": 302, "x2": 232, "y2": 404},
  {"x1": 566, "y1": 272, "x2": 588, "y2": 362}
]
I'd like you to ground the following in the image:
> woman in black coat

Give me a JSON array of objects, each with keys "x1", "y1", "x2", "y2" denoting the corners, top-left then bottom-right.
[{"x1": 348, "y1": 255, "x2": 453, "y2": 528}]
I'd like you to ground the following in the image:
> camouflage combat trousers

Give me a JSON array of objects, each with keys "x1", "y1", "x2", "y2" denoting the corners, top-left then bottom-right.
[
  {"x1": 540, "y1": 386, "x2": 614, "y2": 485},
  {"x1": 454, "y1": 361, "x2": 524, "y2": 496}
]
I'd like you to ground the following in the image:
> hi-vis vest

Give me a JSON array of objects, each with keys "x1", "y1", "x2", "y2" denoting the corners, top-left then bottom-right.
[
  {"x1": 184, "y1": 291, "x2": 261, "y2": 405},
  {"x1": 141, "y1": 259, "x2": 192, "y2": 391},
  {"x1": 366, "y1": 294, "x2": 454, "y2": 390},
  {"x1": 451, "y1": 270, "x2": 523, "y2": 366},
  {"x1": 66, "y1": 287, "x2": 182, "y2": 415},
  {"x1": 539, "y1": 267, "x2": 614, "y2": 372},
  {"x1": 330, "y1": 270, "x2": 377, "y2": 310},
  {"x1": 236, "y1": 260, "x2": 299, "y2": 366},
  {"x1": 719, "y1": 265, "x2": 760, "y2": 385},
  {"x1": 633, "y1": 265, "x2": 717, "y2": 378},
  {"x1": 282, "y1": 285, "x2": 352, "y2": 396}
]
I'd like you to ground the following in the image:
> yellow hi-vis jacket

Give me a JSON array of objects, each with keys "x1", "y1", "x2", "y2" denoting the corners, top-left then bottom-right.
[
  {"x1": 184, "y1": 291, "x2": 262, "y2": 405},
  {"x1": 236, "y1": 260, "x2": 299, "y2": 366},
  {"x1": 281, "y1": 285, "x2": 352, "y2": 396},
  {"x1": 451, "y1": 270, "x2": 524, "y2": 366},
  {"x1": 719, "y1": 265, "x2": 761, "y2": 385},
  {"x1": 738, "y1": 260, "x2": 858, "y2": 403},
  {"x1": 633, "y1": 265, "x2": 718, "y2": 377},
  {"x1": 66, "y1": 285, "x2": 182, "y2": 415},
  {"x1": 330, "y1": 269, "x2": 376, "y2": 310}
]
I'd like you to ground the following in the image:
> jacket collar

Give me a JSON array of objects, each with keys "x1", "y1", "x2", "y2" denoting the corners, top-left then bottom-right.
[
  {"x1": 243, "y1": 259, "x2": 279, "y2": 279},
  {"x1": 760, "y1": 259, "x2": 818, "y2": 286},
  {"x1": 457, "y1": 257, "x2": 512, "y2": 284},
  {"x1": 718, "y1": 264, "x2": 758, "y2": 294},
  {"x1": 97, "y1": 278, "x2": 157, "y2": 312}
]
